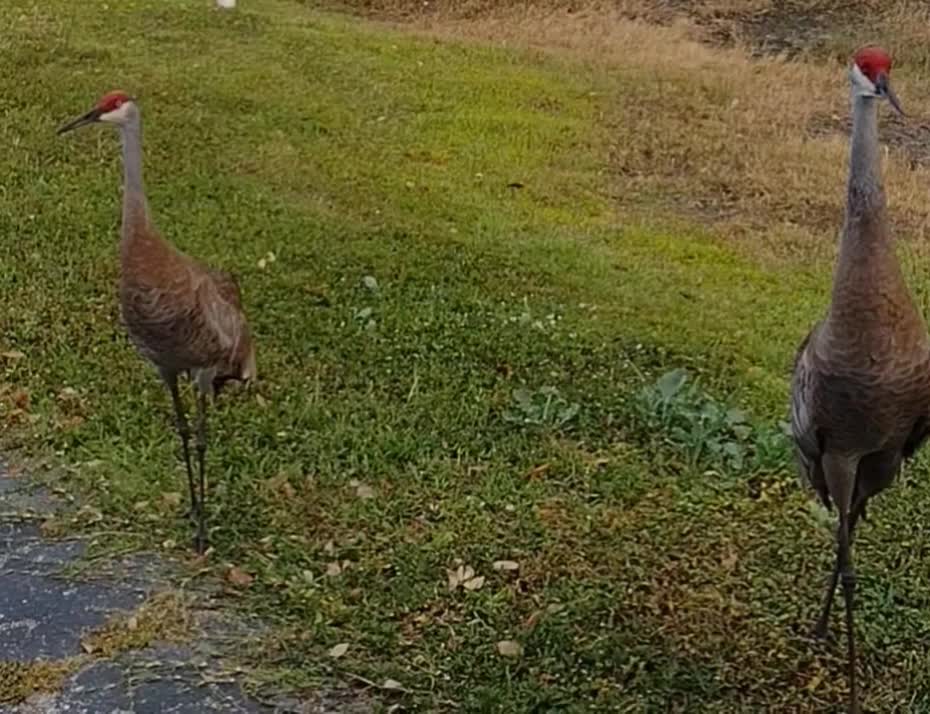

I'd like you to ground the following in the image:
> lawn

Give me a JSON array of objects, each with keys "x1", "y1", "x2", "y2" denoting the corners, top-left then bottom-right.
[{"x1": 4, "y1": 0, "x2": 930, "y2": 710}]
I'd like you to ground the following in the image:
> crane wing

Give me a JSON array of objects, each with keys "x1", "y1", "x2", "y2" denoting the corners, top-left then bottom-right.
[{"x1": 790, "y1": 323, "x2": 830, "y2": 508}]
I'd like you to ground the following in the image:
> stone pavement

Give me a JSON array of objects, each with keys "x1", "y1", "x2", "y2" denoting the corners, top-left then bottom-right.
[{"x1": 0, "y1": 462, "x2": 302, "y2": 713}]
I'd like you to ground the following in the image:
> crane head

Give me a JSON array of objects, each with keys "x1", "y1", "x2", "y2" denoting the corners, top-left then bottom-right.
[
  {"x1": 57, "y1": 90, "x2": 136, "y2": 134},
  {"x1": 850, "y1": 46, "x2": 903, "y2": 116}
]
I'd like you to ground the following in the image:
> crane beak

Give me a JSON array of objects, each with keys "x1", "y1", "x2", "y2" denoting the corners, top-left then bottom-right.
[
  {"x1": 875, "y1": 73, "x2": 905, "y2": 117},
  {"x1": 57, "y1": 107, "x2": 103, "y2": 135}
]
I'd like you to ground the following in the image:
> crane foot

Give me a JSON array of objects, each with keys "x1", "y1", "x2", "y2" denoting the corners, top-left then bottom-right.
[{"x1": 811, "y1": 618, "x2": 835, "y2": 642}]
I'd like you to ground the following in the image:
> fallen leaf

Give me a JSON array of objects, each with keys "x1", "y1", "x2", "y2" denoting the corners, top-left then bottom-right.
[
  {"x1": 162, "y1": 492, "x2": 182, "y2": 508},
  {"x1": 227, "y1": 566, "x2": 254, "y2": 588},
  {"x1": 11, "y1": 389, "x2": 29, "y2": 411},
  {"x1": 326, "y1": 561, "x2": 342, "y2": 577},
  {"x1": 496, "y1": 640, "x2": 523, "y2": 658},
  {"x1": 78, "y1": 506, "x2": 102, "y2": 524},
  {"x1": 255, "y1": 393, "x2": 268, "y2": 408},
  {"x1": 127, "y1": 615, "x2": 139, "y2": 631},
  {"x1": 382, "y1": 678, "x2": 404, "y2": 691},
  {"x1": 722, "y1": 550, "x2": 738, "y2": 572},
  {"x1": 0, "y1": 350, "x2": 25, "y2": 360},
  {"x1": 328, "y1": 642, "x2": 349, "y2": 658},
  {"x1": 493, "y1": 560, "x2": 520, "y2": 572},
  {"x1": 447, "y1": 564, "x2": 476, "y2": 591},
  {"x1": 523, "y1": 610, "x2": 543, "y2": 630},
  {"x1": 463, "y1": 575, "x2": 485, "y2": 591},
  {"x1": 355, "y1": 482, "x2": 375, "y2": 499},
  {"x1": 362, "y1": 275, "x2": 379, "y2": 291},
  {"x1": 524, "y1": 464, "x2": 550, "y2": 480}
]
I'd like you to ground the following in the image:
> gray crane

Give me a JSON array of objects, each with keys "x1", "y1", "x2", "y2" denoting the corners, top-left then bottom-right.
[
  {"x1": 790, "y1": 47, "x2": 930, "y2": 713},
  {"x1": 58, "y1": 91, "x2": 257, "y2": 554}
]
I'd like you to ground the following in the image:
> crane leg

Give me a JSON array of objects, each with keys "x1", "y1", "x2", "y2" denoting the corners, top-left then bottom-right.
[
  {"x1": 813, "y1": 498, "x2": 864, "y2": 640},
  {"x1": 819, "y1": 453, "x2": 860, "y2": 714},
  {"x1": 193, "y1": 388, "x2": 209, "y2": 554},
  {"x1": 838, "y1": 511, "x2": 860, "y2": 714},
  {"x1": 165, "y1": 374, "x2": 197, "y2": 522}
]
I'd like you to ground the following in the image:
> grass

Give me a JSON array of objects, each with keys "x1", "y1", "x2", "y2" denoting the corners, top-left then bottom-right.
[
  {"x1": 0, "y1": 659, "x2": 77, "y2": 706},
  {"x1": 3, "y1": 0, "x2": 930, "y2": 710},
  {"x1": 79, "y1": 591, "x2": 191, "y2": 658}
]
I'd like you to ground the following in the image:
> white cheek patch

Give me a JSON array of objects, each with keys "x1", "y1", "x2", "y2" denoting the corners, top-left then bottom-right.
[
  {"x1": 850, "y1": 63, "x2": 877, "y2": 95},
  {"x1": 99, "y1": 102, "x2": 133, "y2": 123}
]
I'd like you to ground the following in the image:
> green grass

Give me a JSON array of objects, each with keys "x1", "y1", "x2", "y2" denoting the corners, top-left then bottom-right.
[{"x1": 4, "y1": 0, "x2": 930, "y2": 711}]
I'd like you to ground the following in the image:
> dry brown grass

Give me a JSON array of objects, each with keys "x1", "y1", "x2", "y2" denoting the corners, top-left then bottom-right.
[
  {"x1": 80, "y1": 591, "x2": 191, "y2": 658},
  {"x1": 0, "y1": 659, "x2": 77, "y2": 705},
  {"x1": 382, "y1": 2, "x2": 930, "y2": 263},
  {"x1": 315, "y1": 0, "x2": 930, "y2": 262}
]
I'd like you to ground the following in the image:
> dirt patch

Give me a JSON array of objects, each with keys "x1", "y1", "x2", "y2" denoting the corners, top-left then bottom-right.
[
  {"x1": 321, "y1": 0, "x2": 889, "y2": 57},
  {"x1": 313, "y1": 0, "x2": 930, "y2": 253}
]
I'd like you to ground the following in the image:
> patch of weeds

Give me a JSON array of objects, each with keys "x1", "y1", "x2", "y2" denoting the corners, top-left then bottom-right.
[
  {"x1": 503, "y1": 386, "x2": 580, "y2": 429},
  {"x1": 630, "y1": 368, "x2": 790, "y2": 474},
  {"x1": 0, "y1": 659, "x2": 78, "y2": 705},
  {"x1": 80, "y1": 591, "x2": 191, "y2": 658}
]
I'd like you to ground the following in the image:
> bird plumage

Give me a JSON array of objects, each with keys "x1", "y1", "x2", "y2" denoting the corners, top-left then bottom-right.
[
  {"x1": 789, "y1": 47, "x2": 930, "y2": 713},
  {"x1": 59, "y1": 91, "x2": 255, "y2": 553}
]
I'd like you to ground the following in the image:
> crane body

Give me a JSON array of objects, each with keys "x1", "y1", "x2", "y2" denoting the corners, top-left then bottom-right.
[
  {"x1": 790, "y1": 47, "x2": 930, "y2": 713},
  {"x1": 59, "y1": 91, "x2": 256, "y2": 553}
]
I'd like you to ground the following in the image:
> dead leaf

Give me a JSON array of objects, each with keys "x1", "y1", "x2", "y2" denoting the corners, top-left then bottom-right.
[
  {"x1": 355, "y1": 482, "x2": 375, "y2": 499},
  {"x1": 807, "y1": 672, "x2": 823, "y2": 691},
  {"x1": 496, "y1": 640, "x2": 523, "y2": 658},
  {"x1": 524, "y1": 464, "x2": 550, "y2": 480},
  {"x1": 266, "y1": 473, "x2": 296, "y2": 500},
  {"x1": 78, "y1": 506, "x2": 102, "y2": 524},
  {"x1": 227, "y1": 566, "x2": 254, "y2": 588},
  {"x1": 493, "y1": 560, "x2": 520, "y2": 572},
  {"x1": 255, "y1": 393, "x2": 268, "y2": 408},
  {"x1": 328, "y1": 642, "x2": 349, "y2": 658},
  {"x1": 326, "y1": 561, "x2": 342, "y2": 577},
  {"x1": 323, "y1": 540, "x2": 336, "y2": 555},
  {"x1": 447, "y1": 564, "x2": 476, "y2": 591},
  {"x1": 0, "y1": 350, "x2": 25, "y2": 360},
  {"x1": 463, "y1": 575, "x2": 485, "y2": 591},
  {"x1": 722, "y1": 550, "x2": 738, "y2": 572},
  {"x1": 11, "y1": 389, "x2": 29, "y2": 411},
  {"x1": 523, "y1": 609, "x2": 543, "y2": 630},
  {"x1": 162, "y1": 491, "x2": 182, "y2": 508},
  {"x1": 127, "y1": 615, "x2": 139, "y2": 631},
  {"x1": 382, "y1": 678, "x2": 404, "y2": 691}
]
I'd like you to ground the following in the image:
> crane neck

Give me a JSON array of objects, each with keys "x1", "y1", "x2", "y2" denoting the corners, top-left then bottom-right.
[
  {"x1": 835, "y1": 93, "x2": 893, "y2": 272},
  {"x1": 829, "y1": 91, "x2": 910, "y2": 323},
  {"x1": 846, "y1": 93, "x2": 884, "y2": 214},
  {"x1": 119, "y1": 105, "x2": 150, "y2": 233}
]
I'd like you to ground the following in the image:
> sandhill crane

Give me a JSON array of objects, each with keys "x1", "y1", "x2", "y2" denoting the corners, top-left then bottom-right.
[
  {"x1": 790, "y1": 47, "x2": 930, "y2": 713},
  {"x1": 58, "y1": 91, "x2": 256, "y2": 554}
]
